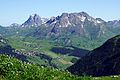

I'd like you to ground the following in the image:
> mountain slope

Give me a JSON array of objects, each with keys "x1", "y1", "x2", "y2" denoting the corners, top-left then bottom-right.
[
  {"x1": 1, "y1": 12, "x2": 119, "y2": 40},
  {"x1": 107, "y1": 20, "x2": 120, "y2": 35},
  {"x1": 0, "y1": 36, "x2": 55, "y2": 68},
  {"x1": 0, "y1": 54, "x2": 92, "y2": 80},
  {"x1": 33, "y1": 12, "x2": 109, "y2": 39},
  {"x1": 0, "y1": 36, "x2": 27, "y2": 61},
  {"x1": 0, "y1": 12, "x2": 118, "y2": 50},
  {"x1": 7, "y1": 36, "x2": 89, "y2": 69},
  {"x1": 67, "y1": 35, "x2": 120, "y2": 76},
  {"x1": 27, "y1": 12, "x2": 117, "y2": 50}
]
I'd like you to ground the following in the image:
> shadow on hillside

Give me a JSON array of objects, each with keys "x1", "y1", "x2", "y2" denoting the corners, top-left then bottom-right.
[
  {"x1": 0, "y1": 45, "x2": 27, "y2": 62},
  {"x1": 50, "y1": 46, "x2": 89, "y2": 57}
]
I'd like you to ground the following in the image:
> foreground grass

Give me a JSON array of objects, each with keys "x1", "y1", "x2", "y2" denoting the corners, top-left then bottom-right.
[
  {"x1": 1, "y1": 54, "x2": 120, "y2": 80},
  {"x1": 0, "y1": 54, "x2": 91, "y2": 80}
]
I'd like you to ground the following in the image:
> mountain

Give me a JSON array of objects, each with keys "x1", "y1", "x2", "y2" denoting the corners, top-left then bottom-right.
[
  {"x1": 21, "y1": 14, "x2": 48, "y2": 28},
  {"x1": 4, "y1": 12, "x2": 118, "y2": 41},
  {"x1": 28, "y1": 12, "x2": 116, "y2": 50},
  {"x1": 0, "y1": 11, "x2": 116, "y2": 50},
  {"x1": 107, "y1": 20, "x2": 120, "y2": 35},
  {"x1": 1, "y1": 12, "x2": 119, "y2": 39},
  {"x1": 0, "y1": 12, "x2": 119, "y2": 50},
  {"x1": 67, "y1": 35, "x2": 120, "y2": 76},
  {"x1": 9, "y1": 23, "x2": 20, "y2": 27},
  {"x1": 1, "y1": 12, "x2": 120, "y2": 72},
  {"x1": 33, "y1": 12, "x2": 108, "y2": 39},
  {"x1": 0, "y1": 25, "x2": 29, "y2": 37},
  {"x1": 107, "y1": 20, "x2": 120, "y2": 28}
]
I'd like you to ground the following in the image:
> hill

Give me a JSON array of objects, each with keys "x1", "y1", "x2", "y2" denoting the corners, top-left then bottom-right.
[
  {"x1": 68, "y1": 35, "x2": 120, "y2": 76},
  {"x1": 1, "y1": 54, "x2": 120, "y2": 80},
  {"x1": 0, "y1": 54, "x2": 93, "y2": 80}
]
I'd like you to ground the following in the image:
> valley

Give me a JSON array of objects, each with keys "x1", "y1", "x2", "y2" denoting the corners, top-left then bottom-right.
[{"x1": 0, "y1": 11, "x2": 120, "y2": 79}]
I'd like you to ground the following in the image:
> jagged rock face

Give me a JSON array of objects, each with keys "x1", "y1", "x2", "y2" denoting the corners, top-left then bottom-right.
[
  {"x1": 7, "y1": 12, "x2": 118, "y2": 40},
  {"x1": 2, "y1": 12, "x2": 120, "y2": 40},
  {"x1": 35, "y1": 12, "x2": 107, "y2": 39},
  {"x1": 1, "y1": 12, "x2": 120, "y2": 40},
  {"x1": 21, "y1": 14, "x2": 48, "y2": 28},
  {"x1": 67, "y1": 35, "x2": 120, "y2": 76},
  {"x1": 47, "y1": 12, "x2": 99, "y2": 28}
]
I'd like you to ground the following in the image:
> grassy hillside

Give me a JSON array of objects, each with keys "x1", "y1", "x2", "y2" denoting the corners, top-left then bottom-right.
[
  {"x1": 68, "y1": 35, "x2": 120, "y2": 76},
  {"x1": 7, "y1": 35, "x2": 115, "y2": 69},
  {"x1": 0, "y1": 54, "x2": 120, "y2": 80},
  {"x1": 0, "y1": 54, "x2": 90, "y2": 80},
  {"x1": 7, "y1": 36, "x2": 82, "y2": 69}
]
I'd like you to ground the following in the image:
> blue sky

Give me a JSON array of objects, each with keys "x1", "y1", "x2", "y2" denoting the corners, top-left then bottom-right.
[{"x1": 0, "y1": 0, "x2": 120, "y2": 26}]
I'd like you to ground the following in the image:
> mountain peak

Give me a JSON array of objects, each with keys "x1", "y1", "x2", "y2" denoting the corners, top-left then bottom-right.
[
  {"x1": 79, "y1": 11, "x2": 90, "y2": 17},
  {"x1": 61, "y1": 13, "x2": 69, "y2": 17},
  {"x1": 46, "y1": 12, "x2": 105, "y2": 26},
  {"x1": 46, "y1": 12, "x2": 90, "y2": 27},
  {"x1": 21, "y1": 14, "x2": 48, "y2": 28}
]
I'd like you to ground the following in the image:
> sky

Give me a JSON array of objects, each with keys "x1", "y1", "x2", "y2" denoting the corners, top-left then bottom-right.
[{"x1": 0, "y1": 0, "x2": 120, "y2": 26}]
